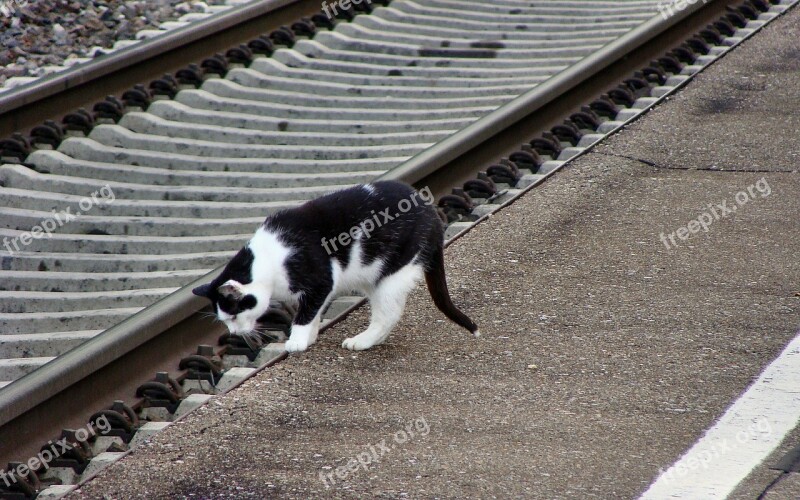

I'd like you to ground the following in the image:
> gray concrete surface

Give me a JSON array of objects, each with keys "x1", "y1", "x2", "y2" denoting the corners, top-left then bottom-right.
[{"x1": 72, "y1": 5, "x2": 800, "y2": 499}]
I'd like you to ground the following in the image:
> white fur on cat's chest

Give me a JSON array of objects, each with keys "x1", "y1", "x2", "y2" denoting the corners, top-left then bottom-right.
[{"x1": 249, "y1": 227, "x2": 294, "y2": 301}]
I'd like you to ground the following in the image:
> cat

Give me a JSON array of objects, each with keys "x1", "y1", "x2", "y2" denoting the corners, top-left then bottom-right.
[{"x1": 192, "y1": 180, "x2": 479, "y2": 352}]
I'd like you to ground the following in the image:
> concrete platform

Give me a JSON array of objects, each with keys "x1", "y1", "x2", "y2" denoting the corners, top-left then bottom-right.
[{"x1": 72, "y1": 5, "x2": 800, "y2": 499}]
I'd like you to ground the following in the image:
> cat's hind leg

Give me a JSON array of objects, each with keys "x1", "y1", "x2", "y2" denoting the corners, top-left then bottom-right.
[{"x1": 342, "y1": 263, "x2": 423, "y2": 351}]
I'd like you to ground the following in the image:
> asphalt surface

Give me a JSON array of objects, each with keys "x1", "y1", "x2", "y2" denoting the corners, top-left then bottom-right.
[{"x1": 73, "y1": 6, "x2": 800, "y2": 499}]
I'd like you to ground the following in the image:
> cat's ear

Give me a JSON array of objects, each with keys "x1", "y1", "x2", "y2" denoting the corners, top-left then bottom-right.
[
  {"x1": 192, "y1": 283, "x2": 213, "y2": 298},
  {"x1": 217, "y1": 280, "x2": 243, "y2": 301}
]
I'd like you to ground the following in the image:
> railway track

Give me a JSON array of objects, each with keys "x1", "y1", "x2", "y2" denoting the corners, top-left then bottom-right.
[{"x1": 0, "y1": 0, "x2": 793, "y2": 496}]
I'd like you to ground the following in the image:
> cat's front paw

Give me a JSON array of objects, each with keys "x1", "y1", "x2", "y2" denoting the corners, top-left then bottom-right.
[{"x1": 285, "y1": 338, "x2": 310, "y2": 353}]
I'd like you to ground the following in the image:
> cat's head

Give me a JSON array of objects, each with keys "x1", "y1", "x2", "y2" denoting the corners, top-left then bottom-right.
[
  {"x1": 192, "y1": 279, "x2": 271, "y2": 335},
  {"x1": 191, "y1": 247, "x2": 271, "y2": 336}
]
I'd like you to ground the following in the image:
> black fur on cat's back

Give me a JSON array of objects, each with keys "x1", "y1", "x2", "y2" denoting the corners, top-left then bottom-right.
[{"x1": 274, "y1": 181, "x2": 438, "y2": 273}]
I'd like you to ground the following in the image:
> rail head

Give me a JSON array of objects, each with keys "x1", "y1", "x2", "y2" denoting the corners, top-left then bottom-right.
[{"x1": 0, "y1": 274, "x2": 214, "y2": 428}]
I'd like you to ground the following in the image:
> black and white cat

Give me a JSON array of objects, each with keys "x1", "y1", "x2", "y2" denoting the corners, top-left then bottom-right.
[{"x1": 192, "y1": 180, "x2": 478, "y2": 352}]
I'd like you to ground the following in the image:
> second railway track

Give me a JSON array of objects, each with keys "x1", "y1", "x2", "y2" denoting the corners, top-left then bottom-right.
[{"x1": 0, "y1": 0, "x2": 791, "y2": 496}]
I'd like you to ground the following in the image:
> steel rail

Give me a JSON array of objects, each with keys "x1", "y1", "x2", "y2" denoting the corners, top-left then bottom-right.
[
  {"x1": 377, "y1": 0, "x2": 732, "y2": 185},
  {"x1": 0, "y1": 0, "x2": 732, "y2": 453},
  {"x1": 0, "y1": 0, "x2": 322, "y2": 136}
]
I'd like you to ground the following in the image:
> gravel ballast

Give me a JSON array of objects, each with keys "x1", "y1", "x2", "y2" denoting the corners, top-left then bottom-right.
[{"x1": 0, "y1": 0, "x2": 225, "y2": 87}]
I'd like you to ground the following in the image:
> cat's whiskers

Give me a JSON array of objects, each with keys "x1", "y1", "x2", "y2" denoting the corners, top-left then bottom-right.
[
  {"x1": 238, "y1": 328, "x2": 265, "y2": 351},
  {"x1": 253, "y1": 325, "x2": 287, "y2": 343},
  {"x1": 197, "y1": 311, "x2": 219, "y2": 321}
]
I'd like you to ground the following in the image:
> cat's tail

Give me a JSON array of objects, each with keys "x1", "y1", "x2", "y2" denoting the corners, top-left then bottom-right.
[{"x1": 424, "y1": 243, "x2": 480, "y2": 337}]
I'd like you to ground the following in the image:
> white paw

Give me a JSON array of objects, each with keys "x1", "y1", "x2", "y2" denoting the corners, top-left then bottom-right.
[
  {"x1": 342, "y1": 335, "x2": 376, "y2": 351},
  {"x1": 285, "y1": 338, "x2": 309, "y2": 353}
]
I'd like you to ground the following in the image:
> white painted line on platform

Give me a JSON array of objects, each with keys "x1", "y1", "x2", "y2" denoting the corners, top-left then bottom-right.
[{"x1": 640, "y1": 330, "x2": 800, "y2": 499}]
